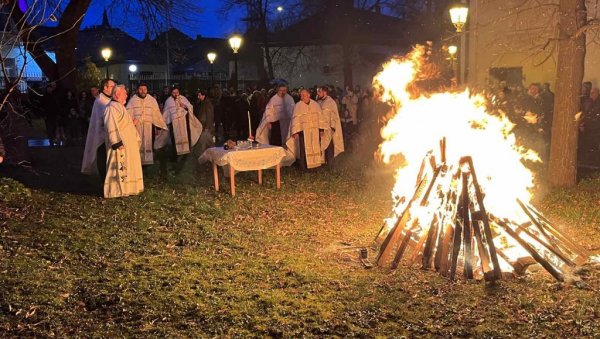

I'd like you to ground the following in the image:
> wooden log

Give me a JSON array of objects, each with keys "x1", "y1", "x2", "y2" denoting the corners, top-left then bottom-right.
[
  {"x1": 409, "y1": 224, "x2": 430, "y2": 267},
  {"x1": 374, "y1": 197, "x2": 406, "y2": 245},
  {"x1": 437, "y1": 223, "x2": 454, "y2": 276},
  {"x1": 390, "y1": 219, "x2": 418, "y2": 269},
  {"x1": 522, "y1": 201, "x2": 590, "y2": 258},
  {"x1": 510, "y1": 220, "x2": 576, "y2": 267},
  {"x1": 376, "y1": 209, "x2": 412, "y2": 267},
  {"x1": 449, "y1": 219, "x2": 463, "y2": 280},
  {"x1": 516, "y1": 199, "x2": 552, "y2": 240},
  {"x1": 471, "y1": 219, "x2": 492, "y2": 278},
  {"x1": 421, "y1": 215, "x2": 440, "y2": 269},
  {"x1": 463, "y1": 156, "x2": 502, "y2": 280},
  {"x1": 440, "y1": 137, "x2": 446, "y2": 164},
  {"x1": 461, "y1": 172, "x2": 474, "y2": 279},
  {"x1": 496, "y1": 219, "x2": 564, "y2": 281}
]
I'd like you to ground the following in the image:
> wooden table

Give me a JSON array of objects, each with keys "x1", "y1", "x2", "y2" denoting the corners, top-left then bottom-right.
[{"x1": 198, "y1": 145, "x2": 287, "y2": 196}]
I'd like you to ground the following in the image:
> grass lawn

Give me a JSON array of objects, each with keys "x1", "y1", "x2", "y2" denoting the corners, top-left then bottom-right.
[{"x1": 1, "y1": 154, "x2": 599, "y2": 337}]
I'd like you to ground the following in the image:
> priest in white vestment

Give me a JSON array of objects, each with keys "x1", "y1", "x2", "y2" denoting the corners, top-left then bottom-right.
[
  {"x1": 160, "y1": 88, "x2": 202, "y2": 155},
  {"x1": 159, "y1": 87, "x2": 202, "y2": 174},
  {"x1": 317, "y1": 86, "x2": 344, "y2": 166},
  {"x1": 255, "y1": 84, "x2": 295, "y2": 146},
  {"x1": 126, "y1": 83, "x2": 167, "y2": 165},
  {"x1": 286, "y1": 88, "x2": 329, "y2": 170},
  {"x1": 81, "y1": 79, "x2": 115, "y2": 179},
  {"x1": 103, "y1": 85, "x2": 144, "y2": 198}
]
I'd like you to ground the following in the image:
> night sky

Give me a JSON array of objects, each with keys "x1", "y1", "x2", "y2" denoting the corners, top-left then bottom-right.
[{"x1": 80, "y1": 1, "x2": 246, "y2": 40}]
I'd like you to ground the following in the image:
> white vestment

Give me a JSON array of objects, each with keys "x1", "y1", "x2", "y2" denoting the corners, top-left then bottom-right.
[
  {"x1": 81, "y1": 93, "x2": 111, "y2": 174},
  {"x1": 256, "y1": 93, "x2": 295, "y2": 144},
  {"x1": 342, "y1": 92, "x2": 359, "y2": 125},
  {"x1": 126, "y1": 94, "x2": 167, "y2": 165},
  {"x1": 285, "y1": 99, "x2": 329, "y2": 169},
  {"x1": 160, "y1": 95, "x2": 202, "y2": 155},
  {"x1": 103, "y1": 101, "x2": 144, "y2": 198},
  {"x1": 319, "y1": 96, "x2": 344, "y2": 159}
]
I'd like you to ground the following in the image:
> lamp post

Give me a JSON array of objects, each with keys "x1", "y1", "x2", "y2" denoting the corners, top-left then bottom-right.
[
  {"x1": 128, "y1": 64, "x2": 137, "y2": 92},
  {"x1": 228, "y1": 35, "x2": 242, "y2": 91},
  {"x1": 448, "y1": 45, "x2": 458, "y2": 87},
  {"x1": 207, "y1": 52, "x2": 217, "y2": 87},
  {"x1": 101, "y1": 47, "x2": 112, "y2": 79},
  {"x1": 449, "y1": 2, "x2": 468, "y2": 85}
]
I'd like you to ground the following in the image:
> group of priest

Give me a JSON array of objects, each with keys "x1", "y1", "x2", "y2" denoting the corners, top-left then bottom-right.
[{"x1": 81, "y1": 80, "x2": 344, "y2": 199}]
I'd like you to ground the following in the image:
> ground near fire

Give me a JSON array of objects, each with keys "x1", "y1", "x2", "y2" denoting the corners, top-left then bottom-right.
[{"x1": 1, "y1": 147, "x2": 599, "y2": 336}]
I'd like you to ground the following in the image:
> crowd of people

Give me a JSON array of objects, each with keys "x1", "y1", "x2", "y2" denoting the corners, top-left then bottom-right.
[
  {"x1": 73, "y1": 79, "x2": 391, "y2": 198},
  {"x1": 7, "y1": 74, "x2": 600, "y2": 198},
  {"x1": 487, "y1": 79, "x2": 600, "y2": 168}
]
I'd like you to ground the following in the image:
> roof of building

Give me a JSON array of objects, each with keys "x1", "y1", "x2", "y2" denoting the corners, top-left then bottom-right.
[{"x1": 269, "y1": 5, "x2": 427, "y2": 47}]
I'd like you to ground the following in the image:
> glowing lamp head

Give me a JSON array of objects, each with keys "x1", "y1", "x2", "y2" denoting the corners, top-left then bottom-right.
[
  {"x1": 207, "y1": 52, "x2": 217, "y2": 64},
  {"x1": 128, "y1": 64, "x2": 137, "y2": 73},
  {"x1": 229, "y1": 35, "x2": 242, "y2": 54},
  {"x1": 449, "y1": 4, "x2": 469, "y2": 32},
  {"x1": 448, "y1": 45, "x2": 458, "y2": 57},
  {"x1": 277, "y1": 6, "x2": 284, "y2": 12},
  {"x1": 101, "y1": 48, "x2": 112, "y2": 62}
]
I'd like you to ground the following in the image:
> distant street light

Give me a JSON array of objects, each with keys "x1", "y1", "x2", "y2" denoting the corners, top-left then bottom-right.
[
  {"x1": 128, "y1": 64, "x2": 137, "y2": 92},
  {"x1": 448, "y1": 45, "x2": 458, "y2": 57},
  {"x1": 449, "y1": 2, "x2": 468, "y2": 85},
  {"x1": 276, "y1": 6, "x2": 284, "y2": 12},
  {"x1": 207, "y1": 52, "x2": 217, "y2": 87},
  {"x1": 101, "y1": 47, "x2": 112, "y2": 79},
  {"x1": 228, "y1": 35, "x2": 243, "y2": 91}
]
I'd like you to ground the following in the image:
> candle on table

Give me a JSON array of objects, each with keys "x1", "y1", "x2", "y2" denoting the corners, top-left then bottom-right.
[{"x1": 247, "y1": 110, "x2": 252, "y2": 138}]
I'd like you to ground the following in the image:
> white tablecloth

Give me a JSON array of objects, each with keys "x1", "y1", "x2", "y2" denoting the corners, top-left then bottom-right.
[{"x1": 198, "y1": 145, "x2": 287, "y2": 171}]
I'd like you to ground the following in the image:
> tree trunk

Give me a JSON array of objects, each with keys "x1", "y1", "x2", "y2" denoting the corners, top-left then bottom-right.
[
  {"x1": 548, "y1": 0, "x2": 586, "y2": 187},
  {"x1": 8, "y1": 0, "x2": 90, "y2": 90},
  {"x1": 53, "y1": 0, "x2": 91, "y2": 91}
]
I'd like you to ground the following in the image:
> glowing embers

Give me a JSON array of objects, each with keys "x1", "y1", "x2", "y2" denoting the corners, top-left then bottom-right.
[{"x1": 374, "y1": 142, "x2": 589, "y2": 282}]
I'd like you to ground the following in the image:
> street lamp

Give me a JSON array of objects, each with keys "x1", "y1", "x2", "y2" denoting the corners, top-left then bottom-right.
[
  {"x1": 449, "y1": 2, "x2": 468, "y2": 85},
  {"x1": 101, "y1": 47, "x2": 112, "y2": 79},
  {"x1": 128, "y1": 64, "x2": 137, "y2": 92},
  {"x1": 229, "y1": 34, "x2": 242, "y2": 91},
  {"x1": 449, "y1": 3, "x2": 468, "y2": 33},
  {"x1": 276, "y1": 6, "x2": 284, "y2": 12},
  {"x1": 207, "y1": 52, "x2": 217, "y2": 87},
  {"x1": 448, "y1": 45, "x2": 458, "y2": 86}
]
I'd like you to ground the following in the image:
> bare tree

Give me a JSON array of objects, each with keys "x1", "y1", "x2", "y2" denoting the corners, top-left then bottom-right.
[
  {"x1": 0, "y1": 0, "x2": 63, "y2": 115},
  {"x1": 5, "y1": 0, "x2": 202, "y2": 91}
]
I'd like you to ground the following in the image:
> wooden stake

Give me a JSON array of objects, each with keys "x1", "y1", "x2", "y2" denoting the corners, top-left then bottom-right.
[
  {"x1": 496, "y1": 219, "x2": 565, "y2": 281},
  {"x1": 461, "y1": 172, "x2": 474, "y2": 279},
  {"x1": 449, "y1": 219, "x2": 463, "y2": 280},
  {"x1": 463, "y1": 157, "x2": 502, "y2": 280}
]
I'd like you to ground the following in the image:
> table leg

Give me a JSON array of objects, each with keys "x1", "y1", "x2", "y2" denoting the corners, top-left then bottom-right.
[
  {"x1": 276, "y1": 163, "x2": 281, "y2": 189},
  {"x1": 213, "y1": 162, "x2": 219, "y2": 192},
  {"x1": 230, "y1": 165, "x2": 236, "y2": 196},
  {"x1": 258, "y1": 169, "x2": 263, "y2": 185}
]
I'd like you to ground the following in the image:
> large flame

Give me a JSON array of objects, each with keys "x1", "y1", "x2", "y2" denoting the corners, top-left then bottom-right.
[{"x1": 375, "y1": 46, "x2": 539, "y2": 225}]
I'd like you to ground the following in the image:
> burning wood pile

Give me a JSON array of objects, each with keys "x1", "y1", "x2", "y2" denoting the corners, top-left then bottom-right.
[
  {"x1": 374, "y1": 139, "x2": 589, "y2": 282},
  {"x1": 370, "y1": 46, "x2": 590, "y2": 282}
]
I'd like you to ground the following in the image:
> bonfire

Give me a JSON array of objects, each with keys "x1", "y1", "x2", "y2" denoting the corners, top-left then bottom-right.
[{"x1": 372, "y1": 46, "x2": 590, "y2": 282}]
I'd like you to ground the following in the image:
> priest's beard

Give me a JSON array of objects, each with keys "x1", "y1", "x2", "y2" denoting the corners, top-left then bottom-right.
[{"x1": 138, "y1": 94, "x2": 147, "y2": 99}]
